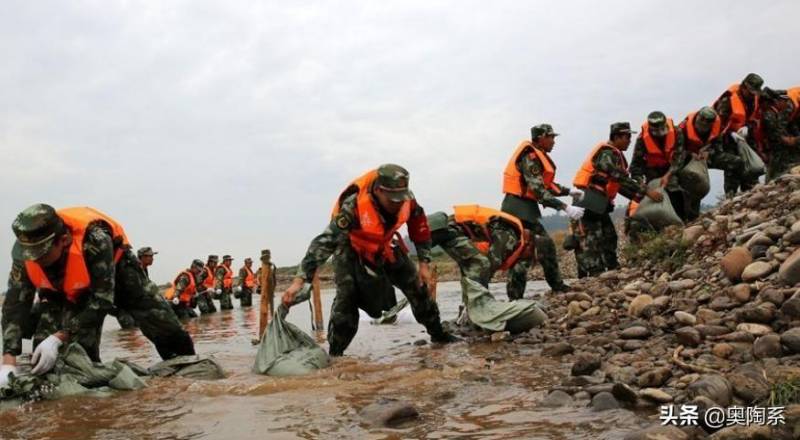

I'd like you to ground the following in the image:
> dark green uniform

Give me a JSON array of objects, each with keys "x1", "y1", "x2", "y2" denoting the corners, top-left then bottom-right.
[
  {"x1": 501, "y1": 145, "x2": 570, "y2": 294},
  {"x1": 214, "y1": 265, "x2": 234, "y2": 310},
  {"x1": 629, "y1": 121, "x2": 687, "y2": 220},
  {"x1": 3, "y1": 224, "x2": 195, "y2": 362},
  {"x1": 171, "y1": 272, "x2": 199, "y2": 319},
  {"x1": 237, "y1": 266, "x2": 254, "y2": 307},
  {"x1": 760, "y1": 95, "x2": 800, "y2": 181},
  {"x1": 195, "y1": 266, "x2": 217, "y2": 314},
  {"x1": 713, "y1": 79, "x2": 763, "y2": 196},
  {"x1": 296, "y1": 192, "x2": 448, "y2": 356}
]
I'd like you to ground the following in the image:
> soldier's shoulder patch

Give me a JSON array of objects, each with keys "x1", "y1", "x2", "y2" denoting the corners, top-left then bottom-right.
[{"x1": 335, "y1": 213, "x2": 352, "y2": 230}]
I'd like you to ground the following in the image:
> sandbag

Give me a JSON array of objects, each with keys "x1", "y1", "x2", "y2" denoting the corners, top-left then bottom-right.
[
  {"x1": 734, "y1": 135, "x2": 766, "y2": 178},
  {"x1": 461, "y1": 277, "x2": 546, "y2": 333},
  {"x1": 148, "y1": 356, "x2": 225, "y2": 380},
  {"x1": 677, "y1": 158, "x2": 710, "y2": 198},
  {"x1": 632, "y1": 180, "x2": 683, "y2": 230},
  {"x1": 575, "y1": 187, "x2": 610, "y2": 214},
  {"x1": 254, "y1": 286, "x2": 330, "y2": 376}
]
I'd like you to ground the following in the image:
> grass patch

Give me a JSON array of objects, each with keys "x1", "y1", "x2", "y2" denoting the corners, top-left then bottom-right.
[
  {"x1": 621, "y1": 230, "x2": 688, "y2": 272},
  {"x1": 764, "y1": 378, "x2": 800, "y2": 407}
]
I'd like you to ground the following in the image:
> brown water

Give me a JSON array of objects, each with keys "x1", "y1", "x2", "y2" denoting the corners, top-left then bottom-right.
[{"x1": 0, "y1": 281, "x2": 652, "y2": 439}]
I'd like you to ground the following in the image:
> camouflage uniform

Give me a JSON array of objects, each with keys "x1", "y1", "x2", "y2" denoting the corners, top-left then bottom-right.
[
  {"x1": 214, "y1": 261, "x2": 234, "y2": 310},
  {"x1": 3, "y1": 205, "x2": 195, "y2": 362},
  {"x1": 575, "y1": 123, "x2": 647, "y2": 278},
  {"x1": 501, "y1": 124, "x2": 571, "y2": 294},
  {"x1": 295, "y1": 165, "x2": 448, "y2": 356},
  {"x1": 195, "y1": 263, "x2": 217, "y2": 314},
  {"x1": 759, "y1": 90, "x2": 800, "y2": 181},
  {"x1": 629, "y1": 112, "x2": 687, "y2": 220},
  {"x1": 170, "y1": 271, "x2": 200, "y2": 319},
  {"x1": 713, "y1": 74, "x2": 765, "y2": 196},
  {"x1": 237, "y1": 264, "x2": 254, "y2": 307}
]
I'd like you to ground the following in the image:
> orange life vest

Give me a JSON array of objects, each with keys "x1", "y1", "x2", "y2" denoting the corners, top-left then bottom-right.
[
  {"x1": 502, "y1": 140, "x2": 561, "y2": 200},
  {"x1": 573, "y1": 142, "x2": 628, "y2": 201},
  {"x1": 25, "y1": 207, "x2": 129, "y2": 304},
  {"x1": 203, "y1": 266, "x2": 215, "y2": 289},
  {"x1": 331, "y1": 169, "x2": 412, "y2": 265},
  {"x1": 788, "y1": 87, "x2": 800, "y2": 120},
  {"x1": 681, "y1": 112, "x2": 722, "y2": 154},
  {"x1": 164, "y1": 270, "x2": 196, "y2": 305},
  {"x1": 717, "y1": 84, "x2": 759, "y2": 133},
  {"x1": 242, "y1": 266, "x2": 256, "y2": 288},
  {"x1": 453, "y1": 205, "x2": 526, "y2": 270},
  {"x1": 220, "y1": 265, "x2": 233, "y2": 289},
  {"x1": 641, "y1": 118, "x2": 677, "y2": 169}
]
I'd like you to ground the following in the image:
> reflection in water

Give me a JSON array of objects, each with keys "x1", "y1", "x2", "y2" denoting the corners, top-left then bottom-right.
[{"x1": 0, "y1": 282, "x2": 651, "y2": 439}]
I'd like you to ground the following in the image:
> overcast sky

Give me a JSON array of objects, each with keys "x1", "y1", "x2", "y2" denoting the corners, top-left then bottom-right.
[{"x1": 1, "y1": 0, "x2": 798, "y2": 285}]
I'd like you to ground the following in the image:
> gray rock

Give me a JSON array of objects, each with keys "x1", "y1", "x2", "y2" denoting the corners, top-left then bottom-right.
[
  {"x1": 542, "y1": 342, "x2": 574, "y2": 357},
  {"x1": 674, "y1": 311, "x2": 697, "y2": 326},
  {"x1": 730, "y1": 283, "x2": 753, "y2": 303},
  {"x1": 780, "y1": 328, "x2": 800, "y2": 354},
  {"x1": 540, "y1": 390, "x2": 574, "y2": 408},
  {"x1": 687, "y1": 374, "x2": 733, "y2": 406},
  {"x1": 621, "y1": 326, "x2": 651, "y2": 340},
  {"x1": 682, "y1": 225, "x2": 705, "y2": 245},
  {"x1": 611, "y1": 382, "x2": 638, "y2": 404},
  {"x1": 741, "y1": 261, "x2": 775, "y2": 282},
  {"x1": 590, "y1": 391, "x2": 620, "y2": 411},
  {"x1": 728, "y1": 365, "x2": 770, "y2": 404},
  {"x1": 708, "y1": 425, "x2": 775, "y2": 440},
  {"x1": 359, "y1": 398, "x2": 419, "y2": 427},
  {"x1": 571, "y1": 352, "x2": 601, "y2": 376},
  {"x1": 735, "y1": 304, "x2": 776, "y2": 324},
  {"x1": 639, "y1": 388, "x2": 673, "y2": 403},
  {"x1": 779, "y1": 249, "x2": 800, "y2": 285},
  {"x1": 781, "y1": 295, "x2": 800, "y2": 319},
  {"x1": 753, "y1": 334, "x2": 783, "y2": 359},
  {"x1": 623, "y1": 425, "x2": 689, "y2": 440},
  {"x1": 676, "y1": 327, "x2": 702, "y2": 347},
  {"x1": 638, "y1": 367, "x2": 672, "y2": 388}
]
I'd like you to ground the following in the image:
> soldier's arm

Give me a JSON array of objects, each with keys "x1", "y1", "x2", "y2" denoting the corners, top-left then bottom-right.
[
  {"x1": 628, "y1": 137, "x2": 647, "y2": 182},
  {"x1": 174, "y1": 273, "x2": 190, "y2": 296},
  {"x1": 763, "y1": 109, "x2": 791, "y2": 146},
  {"x1": 519, "y1": 155, "x2": 567, "y2": 210},
  {"x1": 2, "y1": 261, "x2": 37, "y2": 357},
  {"x1": 408, "y1": 200, "x2": 432, "y2": 263},
  {"x1": 594, "y1": 149, "x2": 646, "y2": 202},
  {"x1": 295, "y1": 195, "x2": 355, "y2": 282},
  {"x1": 236, "y1": 268, "x2": 247, "y2": 287},
  {"x1": 487, "y1": 221, "x2": 520, "y2": 273},
  {"x1": 215, "y1": 267, "x2": 227, "y2": 290},
  {"x1": 668, "y1": 130, "x2": 686, "y2": 174},
  {"x1": 64, "y1": 226, "x2": 116, "y2": 337},
  {"x1": 714, "y1": 96, "x2": 733, "y2": 126}
]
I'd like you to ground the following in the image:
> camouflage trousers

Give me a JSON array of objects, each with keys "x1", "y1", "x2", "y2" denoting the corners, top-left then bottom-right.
[
  {"x1": 218, "y1": 288, "x2": 234, "y2": 310},
  {"x1": 112, "y1": 309, "x2": 137, "y2": 329},
  {"x1": 328, "y1": 245, "x2": 446, "y2": 356},
  {"x1": 239, "y1": 287, "x2": 253, "y2": 307},
  {"x1": 508, "y1": 220, "x2": 565, "y2": 297},
  {"x1": 171, "y1": 303, "x2": 198, "y2": 320},
  {"x1": 767, "y1": 149, "x2": 800, "y2": 182},
  {"x1": 713, "y1": 138, "x2": 757, "y2": 197},
  {"x1": 196, "y1": 291, "x2": 217, "y2": 314},
  {"x1": 574, "y1": 211, "x2": 619, "y2": 278},
  {"x1": 31, "y1": 250, "x2": 195, "y2": 362}
]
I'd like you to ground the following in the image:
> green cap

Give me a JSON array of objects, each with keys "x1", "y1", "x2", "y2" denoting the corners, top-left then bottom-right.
[
  {"x1": 531, "y1": 123, "x2": 559, "y2": 140},
  {"x1": 207, "y1": 254, "x2": 219, "y2": 262},
  {"x1": 742, "y1": 73, "x2": 764, "y2": 95},
  {"x1": 191, "y1": 259, "x2": 205, "y2": 269},
  {"x1": 696, "y1": 106, "x2": 717, "y2": 122},
  {"x1": 610, "y1": 122, "x2": 636, "y2": 136},
  {"x1": 647, "y1": 111, "x2": 669, "y2": 137},
  {"x1": 376, "y1": 164, "x2": 413, "y2": 202},
  {"x1": 761, "y1": 87, "x2": 787, "y2": 102},
  {"x1": 245, "y1": 257, "x2": 252, "y2": 263},
  {"x1": 137, "y1": 246, "x2": 157, "y2": 257},
  {"x1": 11, "y1": 203, "x2": 64, "y2": 261},
  {"x1": 260, "y1": 249, "x2": 271, "y2": 256},
  {"x1": 222, "y1": 254, "x2": 233, "y2": 261}
]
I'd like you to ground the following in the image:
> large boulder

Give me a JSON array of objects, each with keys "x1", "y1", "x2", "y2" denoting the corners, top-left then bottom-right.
[
  {"x1": 687, "y1": 374, "x2": 733, "y2": 406},
  {"x1": 721, "y1": 247, "x2": 753, "y2": 282},
  {"x1": 779, "y1": 248, "x2": 800, "y2": 285}
]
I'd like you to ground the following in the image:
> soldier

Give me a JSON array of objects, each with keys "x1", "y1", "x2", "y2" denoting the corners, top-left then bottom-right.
[
  {"x1": 195, "y1": 254, "x2": 218, "y2": 314},
  {"x1": 756, "y1": 87, "x2": 800, "y2": 181},
  {"x1": 425, "y1": 205, "x2": 546, "y2": 333},
  {"x1": 677, "y1": 106, "x2": 730, "y2": 221},
  {"x1": 501, "y1": 124, "x2": 584, "y2": 296},
  {"x1": 164, "y1": 259, "x2": 204, "y2": 319},
  {"x1": 629, "y1": 111, "x2": 687, "y2": 220},
  {"x1": 137, "y1": 247, "x2": 157, "y2": 279},
  {"x1": 214, "y1": 255, "x2": 235, "y2": 310},
  {"x1": 713, "y1": 73, "x2": 765, "y2": 196},
  {"x1": 0, "y1": 204, "x2": 195, "y2": 387},
  {"x1": 281, "y1": 164, "x2": 456, "y2": 356},
  {"x1": 572, "y1": 122, "x2": 662, "y2": 277},
  {"x1": 255, "y1": 249, "x2": 277, "y2": 297},
  {"x1": 236, "y1": 257, "x2": 256, "y2": 307}
]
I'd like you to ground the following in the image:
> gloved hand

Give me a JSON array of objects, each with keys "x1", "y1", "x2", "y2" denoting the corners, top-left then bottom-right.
[
  {"x1": 233, "y1": 286, "x2": 242, "y2": 294},
  {"x1": 737, "y1": 126, "x2": 749, "y2": 138},
  {"x1": 569, "y1": 188, "x2": 584, "y2": 202},
  {"x1": 214, "y1": 289, "x2": 222, "y2": 295},
  {"x1": 31, "y1": 334, "x2": 63, "y2": 375},
  {"x1": 731, "y1": 131, "x2": 745, "y2": 143},
  {"x1": 564, "y1": 205, "x2": 585, "y2": 220},
  {"x1": 171, "y1": 296, "x2": 180, "y2": 305},
  {"x1": 0, "y1": 364, "x2": 17, "y2": 388}
]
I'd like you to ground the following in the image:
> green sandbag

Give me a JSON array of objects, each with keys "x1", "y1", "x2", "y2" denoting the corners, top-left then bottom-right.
[
  {"x1": 735, "y1": 136, "x2": 765, "y2": 178},
  {"x1": 632, "y1": 180, "x2": 683, "y2": 230},
  {"x1": 148, "y1": 356, "x2": 225, "y2": 380},
  {"x1": 678, "y1": 158, "x2": 710, "y2": 198},
  {"x1": 461, "y1": 277, "x2": 546, "y2": 333},
  {"x1": 372, "y1": 298, "x2": 407, "y2": 325},
  {"x1": 254, "y1": 286, "x2": 330, "y2": 376},
  {"x1": 575, "y1": 187, "x2": 611, "y2": 214}
]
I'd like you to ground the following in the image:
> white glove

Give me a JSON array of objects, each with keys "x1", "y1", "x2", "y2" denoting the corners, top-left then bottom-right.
[
  {"x1": 171, "y1": 296, "x2": 180, "y2": 305},
  {"x1": 234, "y1": 286, "x2": 242, "y2": 293},
  {"x1": 731, "y1": 132, "x2": 745, "y2": 142},
  {"x1": 569, "y1": 188, "x2": 584, "y2": 202},
  {"x1": 737, "y1": 126, "x2": 749, "y2": 138},
  {"x1": 0, "y1": 364, "x2": 17, "y2": 388},
  {"x1": 31, "y1": 335, "x2": 63, "y2": 375},
  {"x1": 564, "y1": 205, "x2": 585, "y2": 220},
  {"x1": 215, "y1": 289, "x2": 222, "y2": 295}
]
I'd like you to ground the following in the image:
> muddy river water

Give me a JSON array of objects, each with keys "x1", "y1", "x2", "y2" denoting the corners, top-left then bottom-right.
[{"x1": 0, "y1": 281, "x2": 655, "y2": 439}]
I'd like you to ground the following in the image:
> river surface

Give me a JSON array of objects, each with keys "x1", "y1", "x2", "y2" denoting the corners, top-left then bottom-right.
[{"x1": 0, "y1": 281, "x2": 653, "y2": 439}]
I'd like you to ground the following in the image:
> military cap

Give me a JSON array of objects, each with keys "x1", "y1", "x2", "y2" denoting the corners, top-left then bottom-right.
[
  {"x1": 696, "y1": 106, "x2": 718, "y2": 122},
  {"x1": 741, "y1": 73, "x2": 764, "y2": 95},
  {"x1": 376, "y1": 164, "x2": 413, "y2": 203},
  {"x1": 191, "y1": 259, "x2": 205, "y2": 268},
  {"x1": 137, "y1": 246, "x2": 157, "y2": 257},
  {"x1": 245, "y1": 257, "x2": 252, "y2": 263},
  {"x1": 646, "y1": 111, "x2": 670, "y2": 137},
  {"x1": 222, "y1": 254, "x2": 233, "y2": 261},
  {"x1": 11, "y1": 203, "x2": 65, "y2": 261},
  {"x1": 609, "y1": 122, "x2": 636, "y2": 136},
  {"x1": 207, "y1": 254, "x2": 219, "y2": 262},
  {"x1": 761, "y1": 87, "x2": 787, "y2": 102},
  {"x1": 260, "y1": 249, "x2": 271, "y2": 256},
  {"x1": 531, "y1": 123, "x2": 559, "y2": 140}
]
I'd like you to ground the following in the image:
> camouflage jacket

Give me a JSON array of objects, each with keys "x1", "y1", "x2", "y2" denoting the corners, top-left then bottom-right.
[
  {"x1": 214, "y1": 265, "x2": 232, "y2": 290},
  {"x1": 3, "y1": 224, "x2": 116, "y2": 356},
  {"x1": 629, "y1": 131, "x2": 686, "y2": 184},
  {"x1": 593, "y1": 147, "x2": 647, "y2": 202},
  {"x1": 518, "y1": 152, "x2": 571, "y2": 210},
  {"x1": 295, "y1": 193, "x2": 432, "y2": 282},
  {"x1": 173, "y1": 271, "x2": 200, "y2": 297}
]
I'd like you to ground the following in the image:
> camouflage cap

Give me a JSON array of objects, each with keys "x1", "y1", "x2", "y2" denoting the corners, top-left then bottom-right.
[
  {"x1": 137, "y1": 246, "x2": 157, "y2": 257},
  {"x1": 191, "y1": 259, "x2": 205, "y2": 269},
  {"x1": 609, "y1": 122, "x2": 636, "y2": 136},
  {"x1": 696, "y1": 106, "x2": 718, "y2": 122},
  {"x1": 646, "y1": 111, "x2": 670, "y2": 137},
  {"x1": 207, "y1": 254, "x2": 219, "y2": 262},
  {"x1": 11, "y1": 203, "x2": 64, "y2": 261},
  {"x1": 222, "y1": 254, "x2": 233, "y2": 261},
  {"x1": 376, "y1": 163, "x2": 413, "y2": 202},
  {"x1": 761, "y1": 87, "x2": 787, "y2": 102},
  {"x1": 245, "y1": 257, "x2": 252, "y2": 263},
  {"x1": 531, "y1": 123, "x2": 559, "y2": 140},
  {"x1": 741, "y1": 73, "x2": 764, "y2": 95},
  {"x1": 260, "y1": 249, "x2": 271, "y2": 256}
]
